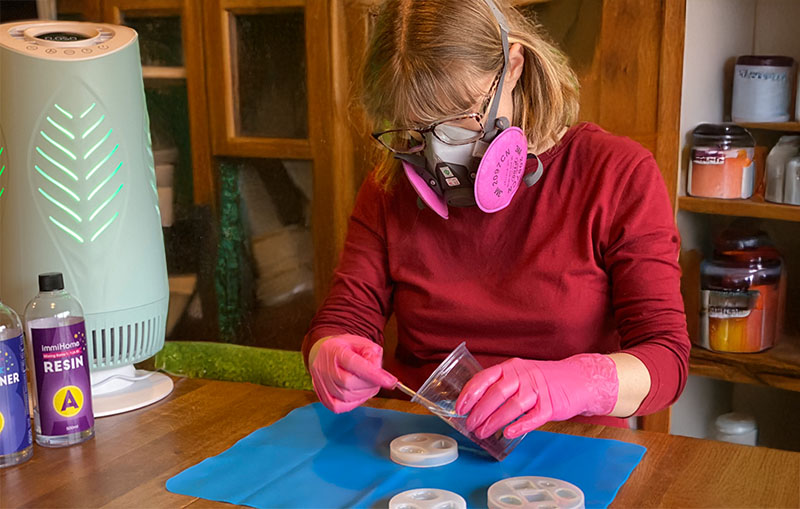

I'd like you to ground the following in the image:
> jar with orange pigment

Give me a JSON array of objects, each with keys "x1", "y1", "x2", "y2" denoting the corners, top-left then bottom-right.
[
  {"x1": 688, "y1": 124, "x2": 756, "y2": 199},
  {"x1": 699, "y1": 228, "x2": 785, "y2": 353}
]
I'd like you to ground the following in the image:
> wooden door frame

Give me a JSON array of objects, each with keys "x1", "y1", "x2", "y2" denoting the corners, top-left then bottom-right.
[{"x1": 202, "y1": 0, "x2": 312, "y2": 159}]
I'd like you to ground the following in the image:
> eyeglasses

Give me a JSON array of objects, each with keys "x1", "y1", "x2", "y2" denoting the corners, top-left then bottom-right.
[{"x1": 372, "y1": 70, "x2": 503, "y2": 155}]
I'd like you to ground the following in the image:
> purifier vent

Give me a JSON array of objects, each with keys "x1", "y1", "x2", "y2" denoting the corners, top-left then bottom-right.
[{"x1": 90, "y1": 313, "x2": 165, "y2": 369}]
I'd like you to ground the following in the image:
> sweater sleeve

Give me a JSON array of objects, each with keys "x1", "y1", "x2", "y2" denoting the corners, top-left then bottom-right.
[
  {"x1": 302, "y1": 176, "x2": 394, "y2": 366},
  {"x1": 603, "y1": 155, "x2": 690, "y2": 415}
]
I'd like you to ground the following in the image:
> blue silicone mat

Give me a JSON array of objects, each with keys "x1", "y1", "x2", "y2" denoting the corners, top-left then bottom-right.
[{"x1": 166, "y1": 403, "x2": 645, "y2": 508}]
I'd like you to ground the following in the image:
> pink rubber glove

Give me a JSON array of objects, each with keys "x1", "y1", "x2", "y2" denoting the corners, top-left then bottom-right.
[
  {"x1": 455, "y1": 354, "x2": 619, "y2": 439},
  {"x1": 309, "y1": 334, "x2": 398, "y2": 413}
]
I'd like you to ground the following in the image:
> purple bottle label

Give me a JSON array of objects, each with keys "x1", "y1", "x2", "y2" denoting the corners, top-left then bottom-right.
[
  {"x1": 0, "y1": 334, "x2": 33, "y2": 455},
  {"x1": 31, "y1": 322, "x2": 93, "y2": 436}
]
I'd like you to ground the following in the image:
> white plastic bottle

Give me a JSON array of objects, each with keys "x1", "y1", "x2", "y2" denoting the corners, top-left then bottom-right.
[
  {"x1": 0, "y1": 299, "x2": 33, "y2": 467},
  {"x1": 24, "y1": 273, "x2": 94, "y2": 447},
  {"x1": 784, "y1": 156, "x2": 800, "y2": 206},
  {"x1": 765, "y1": 136, "x2": 800, "y2": 203}
]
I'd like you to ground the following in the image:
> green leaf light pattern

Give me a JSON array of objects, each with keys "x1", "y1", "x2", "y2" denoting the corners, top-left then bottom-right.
[
  {"x1": 35, "y1": 102, "x2": 125, "y2": 243},
  {"x1": 0, "y1": 146, "x2": 5, "y2": 199}
]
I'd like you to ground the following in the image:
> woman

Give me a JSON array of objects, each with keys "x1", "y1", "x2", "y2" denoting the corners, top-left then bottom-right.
[{"x1": 303, "y1": 0, "x2": 689, "y2": 441}]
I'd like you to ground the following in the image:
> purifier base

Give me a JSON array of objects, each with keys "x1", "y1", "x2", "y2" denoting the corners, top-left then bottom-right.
[{"x1": 92, "y1": 369, "x2": 173, "y2": 417}]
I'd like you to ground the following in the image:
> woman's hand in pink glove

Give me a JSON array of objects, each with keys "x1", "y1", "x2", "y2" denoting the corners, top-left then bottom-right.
[
  {"x1": 309, "y1": 334, "x2": 398, "y2": 414},
  {"x1": 455, "y1": 354, "x2": 619, "y2": 439}
]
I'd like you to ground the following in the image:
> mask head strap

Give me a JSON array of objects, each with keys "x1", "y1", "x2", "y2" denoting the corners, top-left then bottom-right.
[{"x1": 481, "y1": 0, "x2": 511, "y2": 142}]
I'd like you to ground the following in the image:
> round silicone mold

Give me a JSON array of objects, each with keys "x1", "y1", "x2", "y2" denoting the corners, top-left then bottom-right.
[
  {"x1": 389, "y1": 488, "x2": 467, "y2": 509},
  {"x1": 389, "y1": 433, "x2": 458, "y2": 468}
]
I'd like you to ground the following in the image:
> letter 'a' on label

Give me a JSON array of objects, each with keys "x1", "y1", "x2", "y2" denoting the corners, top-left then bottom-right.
[
  {"x1": 0, "y1": 410, "x2": 5, "y2": 434},
  {"x1": 53, "y1": 385, "x2": 84, "y2": 418}
]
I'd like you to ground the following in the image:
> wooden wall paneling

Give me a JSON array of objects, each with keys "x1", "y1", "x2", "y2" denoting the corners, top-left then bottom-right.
[
  {"x1": 313, "y1": 0, "x2": 386, "y2": 302},
  {"x1": 525, "y1": 1, "x2": 660, "y2": 153},
  {"x1": 220, "y1": 138, "x2": 312, "y2": 160},
  {"x1": 103, "y1": 0, "x2": 182, "y2": 17},
  {"x1": 220, "y1": 0, "x2": 305, "y2": 9},
  {"x1": 182, "y1": 0, "x2": 215, "y2": 207},
  {"x1": 203, "y1": 0, "x2": 236, "y2": 155},
  {"x1": 598, "y1": 0, "x2": 673, "y2": 434},
  {"x1": 525, "y1": 0, "x2": 603, "y2": 125},
  {"x1": 341, "y1": 0, "x2": 381, "y2": 191},
  {"x1": 654, "y1": 0, "x2": 686, "y2": 213},
  {"x1": 307, "y1": 0, "x2": 340, "y2": 301},
  {"x1": 596, "y1": 0, "x2": 661, "y2": 149},
  {"x1": 329, "y1": 0, "x2": 396, "y2": 350},
  {"x1": 639, "y1": 407, "x2": 671, "y2": 433},
  {"x1": 647, "y1": 0, "x2": 687, "y2": 432},
  {"x1": 227, "y1": 3, "x2": 242, "y2": 139},
  {"x1": 57, "y1": 0, "x2": 103, "y2": 20},
  {"x1": 316, "y1": 0, "x2": 371, "y2": 303}
]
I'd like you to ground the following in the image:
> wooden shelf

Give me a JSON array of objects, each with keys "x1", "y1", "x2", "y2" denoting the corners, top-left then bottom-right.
[
  {"x1": 690, "y1": 336, "x2": 800, "y2": 392},
  {"x1": 142, "y1": 66, "x2": 187, "y2": 80},
  {"x1": 737, "y1": 122, "x2": 800, "y2": 133},
  {"x1": 679, "y1": 196, "x2": 800, "y2": 222}
]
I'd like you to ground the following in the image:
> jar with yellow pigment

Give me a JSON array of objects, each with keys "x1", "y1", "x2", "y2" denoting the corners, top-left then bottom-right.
[{"x1": 699, "y1": 228, "x2": 785, "y2": 353}]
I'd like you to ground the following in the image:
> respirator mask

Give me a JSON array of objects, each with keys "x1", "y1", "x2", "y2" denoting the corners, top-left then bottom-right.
[{"x1": 372, "y1": 0, "x2": 543, "y2": 219}]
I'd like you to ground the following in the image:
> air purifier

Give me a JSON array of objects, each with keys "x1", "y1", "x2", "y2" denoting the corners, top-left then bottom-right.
[{"x1": 0, "y1": 21, "x2": 172, "y2": 416}]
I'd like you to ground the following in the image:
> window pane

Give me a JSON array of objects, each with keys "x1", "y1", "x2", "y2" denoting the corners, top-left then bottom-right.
[
  {"x1": 123, "y1": 15, "x2": 184, "y2": 67},
  {"x1": 237, "y1": 158, "x2": 314, "y2": 350},
  {"x1": 232, "y1": 10, "x2": 308, "y2": 139}
]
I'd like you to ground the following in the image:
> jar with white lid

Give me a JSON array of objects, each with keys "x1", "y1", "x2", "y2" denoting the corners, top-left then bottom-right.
[
  {"x1": 713, "y1": 412, "x2": 757, "y2": 446},
  {"x1": 732, "y1": 55, "x2": 794, "y2": 123}
]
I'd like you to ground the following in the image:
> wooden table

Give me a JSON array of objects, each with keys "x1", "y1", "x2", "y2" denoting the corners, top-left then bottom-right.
[{"x1": 2, "y1": 377, "x2": 799, "y2": 508}]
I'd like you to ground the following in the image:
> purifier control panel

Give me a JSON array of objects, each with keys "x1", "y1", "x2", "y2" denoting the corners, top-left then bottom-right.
[
  {"x1": 36, "y1": 32, "x2": 91, "y2": 42},
  {"x1": 0, "y1": 21, "x2": 136, "y2": 61}
]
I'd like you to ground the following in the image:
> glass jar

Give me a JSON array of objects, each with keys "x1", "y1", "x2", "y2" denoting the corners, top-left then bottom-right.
[
  {"x1": 688, "y1": 124, "x2": 755, "y2": 200},
  {"x1": 699, "y1": 228, "x2": 784, "y2": 353}
]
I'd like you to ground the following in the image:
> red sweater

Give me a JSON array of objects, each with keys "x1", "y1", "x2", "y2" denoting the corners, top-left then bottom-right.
[{"x1": 303, "y1": 122, "x2": 690, "y2": 427}]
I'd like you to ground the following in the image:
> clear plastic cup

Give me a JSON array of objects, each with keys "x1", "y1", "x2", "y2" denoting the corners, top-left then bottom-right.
[{"x1": 411, "y1": 342, "x2": 524, "y2": 460}]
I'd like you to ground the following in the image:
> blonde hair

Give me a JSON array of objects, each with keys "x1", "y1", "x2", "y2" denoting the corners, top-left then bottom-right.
[{"x1": 359, "y1": 0, "x2": 579, "y2": 189}]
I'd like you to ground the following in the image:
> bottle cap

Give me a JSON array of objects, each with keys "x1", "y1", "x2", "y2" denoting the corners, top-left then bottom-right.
[{"x1": 38, "y1": 272, "x2": 64, "y2": 292}]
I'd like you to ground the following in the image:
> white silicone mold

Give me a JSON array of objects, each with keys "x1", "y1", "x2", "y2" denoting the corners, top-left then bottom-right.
[
  {"x1": 487, "y1": 476, "x2": 585, "y2": 509},
  {"x1": 389, "y1": 433, "x2": 459, "y2": 468},
  {"x1": 389, "y1": 488, "x2": 467, "y2": 509}
]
